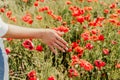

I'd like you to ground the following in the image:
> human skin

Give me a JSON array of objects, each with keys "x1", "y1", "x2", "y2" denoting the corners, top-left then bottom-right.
[{"x1": 2, "y1": 24, "x2": 68, "y2": 54}]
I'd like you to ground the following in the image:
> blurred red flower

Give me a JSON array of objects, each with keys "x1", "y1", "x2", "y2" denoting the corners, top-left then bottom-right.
[
  {"x1": 94, "y1": 60, "x2": 106, "y2": 70},
  {"x1": 85, "y1": 43, "x2": 94, "y2": 50},
  {"x1": 36, "y1": 15, "x2": 42, "y2": 20},
  {"x1": 22, "y1": 14, "x2": 33, "y2": 24},
  {"x1": 79, "y1": 59, "x2": 94, "y2": 71},
  {"x1": 34, "y1": 1, "x2": 39, "y2": 7},
  {"x1": 74, "y1": 46, "x2": 84, "y2": 55},
  {"x1": 48, "y1": 76, "x2": 56, "y2": 80},
  {"x1": 76, "y1": 16, "x2": 85, "y2": 24},
  {"x1": 5, "y1": 47, "x2": 11, "y2": 55},
  {"x1": 22, "y1": 39, "x2": 34, "y2": 50},
  {"x1": 66, "y1": 1, "x2": 72, "y2": 5},
  {"x1": 27, "y1": 70, "x2": 37, "y2": 80},
  {"x1": 53, "y1": 26, "x2": 69, "y2": 33},
  {"x1": 23, "y1": 0, "x2": 28, "y2": 2},
  {"x1": 115, "y1": 64, "x2": 120, "y2": 69},
  {"x1": 40, "y1": 0, "x2": 44, "y2": 2},
  {"x1": 0, "y1": 8, "x2": 5, "y2": 13},
  {"x1": 98, "y1": 34, "x2": 104, "y2": 41},
  {"x1": 68, "y1": 68, "x2": 79, "y2": 78},
  {"x1": 71, "y1": 55, "x2": 80, "y2": 66},
  {"x1": 103, "y1": 48, "x2": 110, "y2": 55},
  {"x1": 6, "y1": 11, "x2": 12, "y2": 18},
  {"x1": 36, "y1": 45, "x2": 43, "y2": 52}
]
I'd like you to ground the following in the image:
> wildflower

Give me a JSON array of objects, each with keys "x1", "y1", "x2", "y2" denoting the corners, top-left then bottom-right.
[
  {"x1": 34, "y1": 1, "x2": 39, "y2": 7},
  {"x1": 6, "y1": 11, "x2": 12, "y2": 18},
  {"x1": 85, "y1": 43, "x2": 94, "y2": 50},
  {"x1": 98, "y1": 34, "x2": 104, "y2": 41},
  {"x1": 74, "y1": 46, "x2": 84, "y2": 55},
  {"x1": 23, "y1": 0, "x2": 28, "y2": 2},
  {"x1": 48, "y1": 76, "x2": 56, "y2": 80},
  {"x1": 27, "y1": 70, "x2": 37, "y2": 80},
  {"x1": 104, "y1": 9, "x2": 109, "y2": 14},
  {"x1": 81, "y1": 32, "x2": 90, "y2": 41},
  {"x1": 36, "y1": 15, "x2": 42, "y2": 20},
  {"x1": 111, "y1": 40, "x2": 117, "y2": 45},
  {"x1": 94, "y1": 60, "x2": 106, "y2": 70},
  {"x1": 36, "y1": 45, "x2": 43, "y2": 52},
  {"x1": 103, "y1": 48, "x2": 110, "y2": 55},
  {"x1": 109, "y1": 3, "x2": 117, "y2": 9},
  {"x1": 6, "y1": 38, "x2": 13, "y2": 42},
  {"x1": 76, "y1": 16, "x2": 85, "y2": 24},
  {"x1": 66, "y1": 1, "x2": 72, "y2": 5},
  {"x1": 22, "y1": 14, "x2": 33, "y2": 24},
  {"x1": 68, "y1": 68, "x2": 79, "y2": 78},
  {"x1": 53, "y1": 26, "x2": 69, "y2": 33},
  {"x1": 79, "y1": 59, "x2": 94, "y2": 71},
  {"x1": 22, "y1": 39, "x2": 34, "y2": 50},
  {"x1": 71, "y1": 55, "x2": 80, "y2": 66},
  {"x1": 115, "y1": 64, "x2": 120, "y2": 69},
  {"x1": 40, "y1": 0, "x2": 44, "y2": 2},
  {"x1": 0, "y1": 8, "x2": 5, "y2": 13},
  {"x1": 5, "y1": 48, "x2": 11, "y2": 55},
  {"x1": 10, "y1": 16, "x2": 17, "y2": 22}
]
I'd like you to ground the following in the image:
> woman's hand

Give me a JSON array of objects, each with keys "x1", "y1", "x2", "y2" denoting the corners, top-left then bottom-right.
[
  {"x1": 2, "y1": 23, "x2": 68, "y2": 54},
  {"x1": 40, "y1": 29, "x2": 68, "y2": 54}
]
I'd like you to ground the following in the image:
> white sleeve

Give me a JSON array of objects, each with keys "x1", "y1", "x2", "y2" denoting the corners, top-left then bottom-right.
[{"x1": 0, "y1": 18, "x2": 8, "y2": 37}]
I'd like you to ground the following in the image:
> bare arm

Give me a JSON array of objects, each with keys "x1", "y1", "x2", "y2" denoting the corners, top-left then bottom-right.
[
  {"x1": 2, "y1": 24, "x2": 44, "y2": 39},
  {"x1": 2, "y1": 24, "x2": 68, "y2": 54}
]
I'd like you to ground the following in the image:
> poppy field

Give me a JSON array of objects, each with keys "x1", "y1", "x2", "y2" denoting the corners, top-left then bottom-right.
[{"x1": 1, "y1": 0, "x2": 120, "y2": 80}]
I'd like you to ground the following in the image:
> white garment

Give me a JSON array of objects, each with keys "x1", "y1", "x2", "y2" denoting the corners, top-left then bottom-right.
[
  {"x1": 0, "y1": 18, "x2": 9, "y2": 80},
  {"x1": 0, "y1": 18, "x2": 8, "y2": 38}
]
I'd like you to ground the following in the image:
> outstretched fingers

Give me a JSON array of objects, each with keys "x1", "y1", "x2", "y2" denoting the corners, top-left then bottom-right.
[{"x1": 49, "y1": 45, "x2": 57, "y2": 54}]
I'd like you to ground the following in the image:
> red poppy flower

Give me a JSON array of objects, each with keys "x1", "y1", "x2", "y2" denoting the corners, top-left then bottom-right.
[
  {"x1": 115, "y1": 64, "x2": 120, "y2": 69},
  {"x1": 5, "y1": 48, "x2": 11, "y2": 55},
  {"x1": 23, "y1": 0, "x2": 28, "y2": 2},
  {"x1": 66, "y1": 1, "x2": 72, "y2": 5},
  {"x1": 22, "y1": 14, "x2": 33, "y2": 24},
  {"x1": 111, "y1": 40, "x2": 117, "y2": 45},
  {"x1": 79, "y1": 59, "x2": 94, "y2": 71},
  {"x1": 74, "y1": 46, "x2": 84, "y2": 54},
  {"x1": 76, "y1": 16, "x2": 85, "y2": 24},
  {"x1": 48, "y1": 76, "x2": 56, "y2": 80},
  {"x1": 6, "y1": 11, "x2": 12, "y2": 18},
  {"x1": 40, "y1": 0, "x2": 44, "y2": 2},
  {"x1": 27, "y1": 70, "x2": 37, "y2": 80},
  {"x1": 53, "y1": 26, "x2": 69, "y2": 33},
  {"x1": 71, "y1": 55, "x2": 80, "y2": 66},
  {"x1": 98, "y1": 34, "x2": 104, "y2": 41},
  {"x1": 103, "y1": 48, "x2": 109, "y2": 55},
  {"x1": 36, "y1": 45, "x2": 43, "y2": 52},
  {"x1": 34, "y1": 1, "x2": 39, "y2": 7},
  {"x1": 0, "y1": 8, "x2": 5, "y2": 13},
  {"x1": 22, "y1": 39, "x2": 34, "y2": 50},
  {"x1": 94, "y1": 60, "x2": 106, "y2": 70},
  {"x1": 104, "y1": 9, "x2": 109, "y2": 14},
  {"x1": 6, "y1": 38, "x2": 13, "y2": 42},
  {"x1": 71, "y1": 42, "x2": 79, "y2": 49},
  {"x1": 36, "y1": 15, "x2": 42, "y2": 20},
  {"x1": 68, "y1": 68, "x2": 79, "y2": 78},
  {"x1": 85, "y1": 43, "x2": 94, "y2": 50}
]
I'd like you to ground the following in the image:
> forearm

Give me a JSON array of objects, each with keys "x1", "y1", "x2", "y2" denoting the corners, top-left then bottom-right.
[{"x1": 2, "y1": 24, "x2": 44, "y2": 39}]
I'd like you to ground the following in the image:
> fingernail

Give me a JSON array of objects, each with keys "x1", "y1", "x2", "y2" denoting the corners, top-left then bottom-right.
[
  {"x1": 66, "y1": 44, "x2": 69, "y2": 47},
  {"x1": 63, "y1": 50, "x2": 65, "y2": 52},
  {"x1": 65, "y1": 47, "x2": 68, "y2": 51}
]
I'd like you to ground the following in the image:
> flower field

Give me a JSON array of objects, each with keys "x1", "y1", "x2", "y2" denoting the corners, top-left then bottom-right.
[{"x1": 1, "y1": 0, "x2": 120, "y2": 80}]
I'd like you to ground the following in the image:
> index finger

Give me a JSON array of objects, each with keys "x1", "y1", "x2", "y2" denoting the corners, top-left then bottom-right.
[{"x1": 56, "y1": 36, "x2": 68, "y2": 46}]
